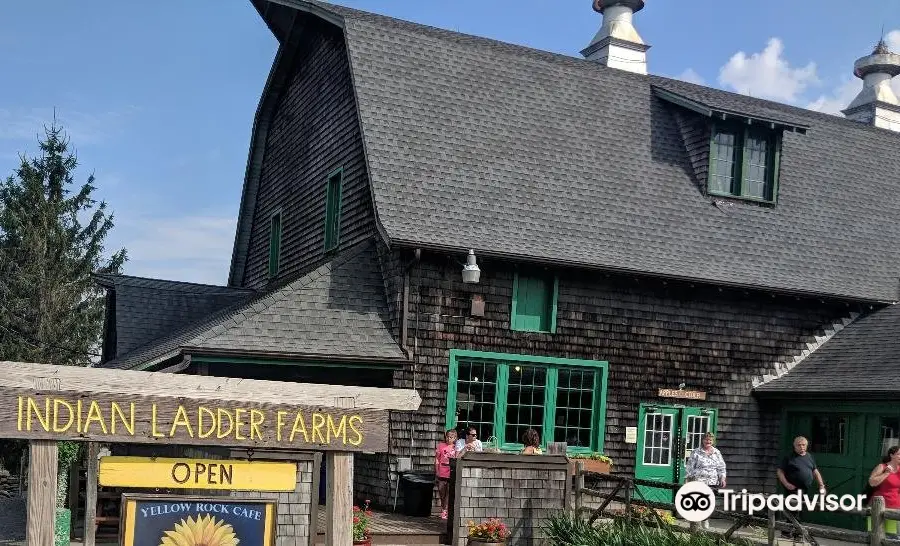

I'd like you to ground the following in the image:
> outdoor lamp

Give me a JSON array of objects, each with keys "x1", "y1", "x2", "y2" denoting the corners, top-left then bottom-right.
[{"x1": 461, "y1": 249, "x2": 481, "y2": 283}]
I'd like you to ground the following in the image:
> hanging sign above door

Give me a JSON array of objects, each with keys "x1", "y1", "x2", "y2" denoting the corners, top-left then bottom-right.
[{"x1": 658, "y1": 388, "x2": 706, "y2": 401}]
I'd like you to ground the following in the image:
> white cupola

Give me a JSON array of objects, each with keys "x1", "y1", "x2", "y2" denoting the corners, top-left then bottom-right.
[
  {"x1": 581, "y1": 0, "x2": 650, "y2": 75},
  {"x1": 842, "y1": 39, "x2": 900, "y2": 132}
]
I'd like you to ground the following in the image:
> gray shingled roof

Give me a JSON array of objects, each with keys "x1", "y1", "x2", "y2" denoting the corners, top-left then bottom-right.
[
  {"x1": 103, "y1": 241, "x2": 406, "y2": 370},
  {"x1": 237, "y1": 0, "x2": 900, "y2": 303},
  {"x1": 754, "y1": 304, "x2": 900, "y2": 397},
  {"x1": 94, "y1": 274, "x2": 255, "y2": 358}
]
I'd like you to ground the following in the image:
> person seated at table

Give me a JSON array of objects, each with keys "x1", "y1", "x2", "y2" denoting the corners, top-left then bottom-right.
[
  {"x1": 455, "y1": 426, "x2": 483, "y2": 454},
  {"x1": 521, "y1": 428, "x2": 543, "y2": 454}
]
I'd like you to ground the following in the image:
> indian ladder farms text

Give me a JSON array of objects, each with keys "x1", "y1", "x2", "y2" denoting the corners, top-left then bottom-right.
[{"x1": 15, "y1": 395, "x2": 365, "y2": 446}]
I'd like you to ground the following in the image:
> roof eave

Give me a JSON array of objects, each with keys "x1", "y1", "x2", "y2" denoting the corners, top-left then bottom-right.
[
  {"x1": 753, "y1": 388, "x2": 900, "y2": 400},
  {"x1": 651, "y1": 86, "x2": 810, "y2": 134},
  {"x1": 184, "y1": 346, "x2": 409, "y2": 367},
  {"x1": 388, "y1": 238, "x2": 894, "y2": 304}
]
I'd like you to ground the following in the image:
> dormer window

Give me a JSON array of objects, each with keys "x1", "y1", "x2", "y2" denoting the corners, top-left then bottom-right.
[{"x1": 708, "y1": 122, "x2": 781, "y2": 203}]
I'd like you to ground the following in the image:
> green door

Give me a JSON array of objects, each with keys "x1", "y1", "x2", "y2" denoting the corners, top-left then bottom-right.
[
  {"x1": 635, "y1": 404, "x2": 719, "y2": 504},
  {"x1": 781, "y1": 412, "x2": 865, "y2": 531}
]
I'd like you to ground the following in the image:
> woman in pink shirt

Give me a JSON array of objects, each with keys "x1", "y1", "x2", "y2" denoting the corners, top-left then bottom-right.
[{"x1": 435, "y1": 429, "x2": 458, "y2": 519}]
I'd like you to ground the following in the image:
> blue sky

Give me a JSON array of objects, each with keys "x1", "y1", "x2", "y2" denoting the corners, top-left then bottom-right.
[{"x1": 1, "y1": 0, "x2": 898, "y2": 285}]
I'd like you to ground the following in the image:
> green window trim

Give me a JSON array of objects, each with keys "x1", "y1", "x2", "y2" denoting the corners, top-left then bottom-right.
[
  {"x1": 707, "y1": 121, "x2": 782, "y2": 204},
  {"x1": 268, "y1": 211, "x2": 282, "y2": 278},
  {"x1": 324, "y1": 167, "x2": 343, "y2": 252},
  {"x1": 511, "y1": 272, "x2": 559, "y2": 333},
  {"x1": 445, "y1": 350, "x2": 608, "y2": 456}
]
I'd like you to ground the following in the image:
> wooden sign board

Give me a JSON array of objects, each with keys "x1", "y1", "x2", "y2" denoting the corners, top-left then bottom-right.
[
  {"x1": 99, "y1": 457, "x2": 297, "y2": 491},
  {"x1": 0, "y1": 388, "x2": 388, "y2": 452},
  {"x1": 658, "y1": 388, "x2": 706, "y2": 401},
  {"x1": 120, "y1": 494, "x2": 276, "y2": 546}
]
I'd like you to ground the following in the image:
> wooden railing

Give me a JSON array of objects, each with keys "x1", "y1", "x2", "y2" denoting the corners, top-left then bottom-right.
[{"x1": 572, "y1": 461, "x2": 900, "y2": 546}]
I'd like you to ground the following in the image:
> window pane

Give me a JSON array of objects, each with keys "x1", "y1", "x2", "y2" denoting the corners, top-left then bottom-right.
[
  {"x1": 685, "y1": 415, "x2": 710, "y2": 452},
  {"x1": 643, "y1": 413, "x2": 672, "y2": 466},
  {"x1": 455, "y1": 360, "x2": 498, "y2": 439},
  {"x1": 810, "y1": 416, "x2": 846, "y2": 454},
  {"x1": 554, "y1": 368, "x2": 595, "y2": 448},
  {"x1": 710, "y1": 131, "x2": 736, "y2": 194},
  {"x1": 882, "y1": 418, "x2": 900, "y2": 456},
  {"x1": 743, "y1": 133, "x2": 769, "y2": 199},
  {"x1": 505, "y1": 365, "x2": 546, "y2": 445}
]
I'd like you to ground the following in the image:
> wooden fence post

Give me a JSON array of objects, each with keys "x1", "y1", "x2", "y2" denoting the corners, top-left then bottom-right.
[
  {"x1": 767, "y1": 508, "x2": 776, "y2": 545},
  {"x1": 871, "y1": 495, "x2": 885, "y2": 546},
  {"x1": 83, "y1": 443, "x2": 99, "y2": 546},
  {"x1": 26, "y1": 440, "x2": 58, "y2": 546},
  {"x1": 326, "y1": 397, "x2": 356, "y2": 546},
  {"x1": 26, "y1": 377, "x2": 60, "y2": 546},
  {"x1": 575, "y1": 461, "x2": 585, "y2": 514}
]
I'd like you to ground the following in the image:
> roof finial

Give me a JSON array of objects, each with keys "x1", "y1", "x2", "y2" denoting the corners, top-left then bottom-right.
[{"x1": 874, "y1": 25, "x2": 890, "y2": 55}]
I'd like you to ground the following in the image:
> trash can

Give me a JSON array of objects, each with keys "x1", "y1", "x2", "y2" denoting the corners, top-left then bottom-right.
[{"x1": 400, "y1": 472, "x2": 436, "y2": 517}]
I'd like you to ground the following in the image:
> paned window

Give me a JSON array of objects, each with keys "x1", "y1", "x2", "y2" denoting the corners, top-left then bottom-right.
[
  {"x1": 446, "y1": 351, "x2": 607, "y2": 454},
  {"x1": 881, "y1": 418, "x2": 900, "y2": 456},
  {"x1": 685, "y1": 415, "x2": 710, "y2": 452},
  {"x1": 268, "y1": 212, "x2": 282, "y2": 278},
  {"x1": 324, "y1": 168, "x2": 343, "y2": 251},
  {"x1": 708, "y1": 123, "x2": 781, "y2": 203},
  {"x1": 810, "y1": 415, "x2": 846, "y2": 454},
  {"x1": 642, "y1": 413, "x2": 673, "y2": 466}
]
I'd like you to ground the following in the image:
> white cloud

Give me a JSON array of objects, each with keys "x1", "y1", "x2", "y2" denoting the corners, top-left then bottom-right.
[
  {"x1": 114, "y1": 215, "x2": 237, "y2": 286},
  {"x1": 718, "y1": 38, "x2": 819, "y2": 103},
  {"x1": 807, "y1": 78, "x2": 862, "y2": 114},
  {"x1": 888, "y1": 30, "x2": 900, "y2": 52},
  {"x1": 0, "y1": 107, "x2": 137, "y2": 146},
  {"x1": 676, "y1": 68, "x2": 705, "y2": 86}
]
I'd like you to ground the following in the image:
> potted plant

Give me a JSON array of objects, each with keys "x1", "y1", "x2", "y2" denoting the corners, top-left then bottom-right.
[
  {"x1": 569, "y1": 452, "x2": 613, "y2": 475},
  {"x1": 352, "y1": 499, "x2": 373, "y2": 545},
  {"x1": 466, "y1": 518, "x2": 510, "y2": 545},
  {"x1": 54, "y1": 441, "x2": 81, "y2": 546}
]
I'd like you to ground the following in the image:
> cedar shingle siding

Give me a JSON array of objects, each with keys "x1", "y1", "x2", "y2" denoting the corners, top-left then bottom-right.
[
  {"x1": 240, "y1": 15, "x2": 374, "y2": 289},
  {"x1": 352, "y1": 247, "x2": 859, "y2": 505}
]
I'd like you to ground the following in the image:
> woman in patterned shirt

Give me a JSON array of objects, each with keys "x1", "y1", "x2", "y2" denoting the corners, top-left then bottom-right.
[{"x1": 686, "y1": 432, "x2": 727, "y2": 528}]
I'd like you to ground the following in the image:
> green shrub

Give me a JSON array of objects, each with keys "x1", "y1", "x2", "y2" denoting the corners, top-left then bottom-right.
[{"x1": 544, "y1": 512, "x2": 754, "y2": 546}]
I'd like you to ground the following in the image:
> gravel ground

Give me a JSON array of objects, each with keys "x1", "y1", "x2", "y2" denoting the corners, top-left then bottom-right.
[{"x1": 0, "y1": 497, "x2": 26, "y2": 543}]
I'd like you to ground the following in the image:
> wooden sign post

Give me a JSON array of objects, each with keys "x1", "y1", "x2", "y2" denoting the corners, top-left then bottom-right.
[{"x1": 0, "y1": 361, "x2": 421, "y2": 546}]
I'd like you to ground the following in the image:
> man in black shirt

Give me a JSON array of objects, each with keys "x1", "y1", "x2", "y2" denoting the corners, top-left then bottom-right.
[{"x1": 777, "y1": 436, "x2": 826, "y2": 537}]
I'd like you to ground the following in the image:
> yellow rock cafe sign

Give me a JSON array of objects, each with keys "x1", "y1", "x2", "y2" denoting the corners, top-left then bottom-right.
[
  {"x1": 100, "y1": 457, "x2": 298, "y2": 491},
  {"x1": 1, "y1": 389, "x2": 388, "y2": 452}
]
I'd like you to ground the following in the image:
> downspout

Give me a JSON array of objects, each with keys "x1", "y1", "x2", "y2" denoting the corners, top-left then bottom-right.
[
  {"x1": 401, "y1": 248, "x2": 422, "y2": 355},
  {"x1": 400, "y1": 248, "x2": 421, "y2": 470}
]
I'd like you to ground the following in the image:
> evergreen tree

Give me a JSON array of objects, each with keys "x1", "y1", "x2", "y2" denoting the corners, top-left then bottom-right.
[
  {"x1": 0, "y1": 122, "x2": 127, "y2": 366},
  {"x1": 0, "y1": 122, "x2": 127, "y2": 502}
]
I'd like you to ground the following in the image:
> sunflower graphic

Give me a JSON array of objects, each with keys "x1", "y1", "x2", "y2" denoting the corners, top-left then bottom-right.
[{"x1": 158, "y1": 514, "x2": 239, "y2": 546}]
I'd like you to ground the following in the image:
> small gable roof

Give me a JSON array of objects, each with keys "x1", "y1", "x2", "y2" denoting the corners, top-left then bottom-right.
[
  {"x1": 237, "y1": 0, "x2": 900, "y2": 303},
  {"x1": 754, "y1": 303, "x2": 900, "y2": 398},
  {"x1": 95, "y1": 274, "x2": 254, "y2": 358},
  {"x1": 103, "y1": 241, "x2": 406, "y2": 370}
]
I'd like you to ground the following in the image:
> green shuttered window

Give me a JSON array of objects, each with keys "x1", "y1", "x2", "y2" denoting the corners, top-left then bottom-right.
[
  {"x1": 511, "y1": 272, "x2": 558, "y2": 333},
  {"x1": 445, "y1": 350, "x2": 608, "y2": 454},
  {"x1": 707, "y1": 122, "x2": 781, "y2": 203},
  {"x1": 324, "y1": 168, "x2": 343, "y2": 252},
  {"x1": 268, "y1": 211, "x2": 282, "y2": 278}
]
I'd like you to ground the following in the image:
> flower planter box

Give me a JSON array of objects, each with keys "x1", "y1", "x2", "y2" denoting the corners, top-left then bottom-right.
[
  {"x1": 569, "y1": 458, "x2": 611, "y2": 475},
  {"x1": 468, "y1": 540, "x2": 506, "y2": 546},
  {"x1": 353, "y1": 540, "x2": 372, "y2": 546}
]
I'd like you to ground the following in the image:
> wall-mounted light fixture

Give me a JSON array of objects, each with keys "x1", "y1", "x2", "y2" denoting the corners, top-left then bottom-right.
[{"x1": 461, "y1": 249, "x2": 481, "y2": 284}]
